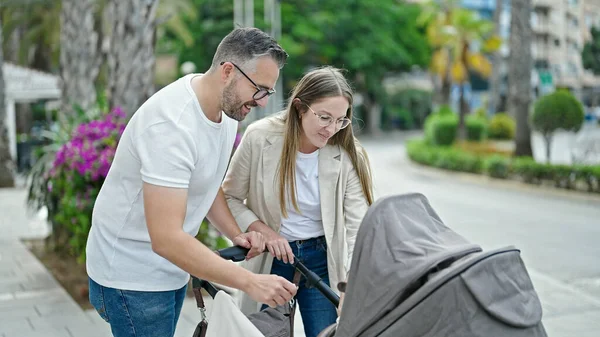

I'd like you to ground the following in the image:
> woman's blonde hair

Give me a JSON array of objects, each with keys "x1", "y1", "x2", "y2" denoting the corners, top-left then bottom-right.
[{"x1": 278, "y1": 66, "x2": 374, "y2": 218}]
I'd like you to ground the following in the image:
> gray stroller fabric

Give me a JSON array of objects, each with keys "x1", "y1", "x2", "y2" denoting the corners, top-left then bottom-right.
[{"x1": 335, "y1": 193, "x2": 547, "y2": 337}]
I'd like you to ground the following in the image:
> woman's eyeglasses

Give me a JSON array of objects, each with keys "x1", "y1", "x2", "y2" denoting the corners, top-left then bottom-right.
[{"x1": 303, "y1": 103, "x2": 351, "y2": 130}]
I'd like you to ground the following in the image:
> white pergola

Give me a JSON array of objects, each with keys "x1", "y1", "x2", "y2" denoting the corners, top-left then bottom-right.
[{"x1": 3, "y1": 63, "x2": 61, "y2": 160}]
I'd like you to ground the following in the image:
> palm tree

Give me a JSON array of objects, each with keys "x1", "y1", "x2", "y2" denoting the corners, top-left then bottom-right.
[
  {"x1": 509, "y1": 0, "x2": 533, "y2": 156},
  {"x1": 419, "y1": 0, "x2": 458, "y2": 106},
  {"x1": 60, "y1": 0, "x2": 103, "y2": 115},
  {"x1": 488, "y1": 0, "x2": 503, "y2": 114},
  {"x1": 421, "y1": 4, "x2": 501, "y2": 140},
  {"x1": 0, "y1": 16, "x2": 15, "y2": 188},
  {"x1": 105, "y1": 0, "x2": 198, "y2": 116},
  {"x1": 0, "y1": 0, "x2": 60, "y2": 71}
]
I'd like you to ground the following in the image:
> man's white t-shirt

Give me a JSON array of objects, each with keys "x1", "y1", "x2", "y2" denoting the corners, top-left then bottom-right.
[
  {"x1": 86, "y1": 74, "x2": 238, "y2": 291},
  {"x1": 279, "y1": 150, "x2": 325, "y2": 241}
]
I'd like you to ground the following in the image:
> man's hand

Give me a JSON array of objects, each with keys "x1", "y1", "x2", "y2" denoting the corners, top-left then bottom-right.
[
  {"x1": 245, "y1": 273, "x2": 298, "y2": 308},
  {"x1": 231, "y1": 231, "x2": 265, "y2": 260}
]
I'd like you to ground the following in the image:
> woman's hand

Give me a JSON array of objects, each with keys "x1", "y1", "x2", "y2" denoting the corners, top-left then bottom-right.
[{"x1": 248, "y1": 220, "x2": 295, "y2": 264}]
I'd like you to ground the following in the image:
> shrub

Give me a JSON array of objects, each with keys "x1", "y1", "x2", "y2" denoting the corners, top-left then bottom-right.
[
  {"x1": 575, "y1": 166, "x2": 600, "y2": 192},
  {"x1": 532, "y1": 90, "x2": 585, "y2": 162},
  {"x1": 425, "y1": 113, "x2": 458, "y2": 146},
  {"x1": 436, "y1": 104, "x2": 454, "y2": 116},
  {"x1": 407, "y1": 139, "x2": 600, "y2": 193},
  {"x1": 386, "y1": 89, "x2": 433, "y2": 128},
  {"x1": 406, "y1": 139, "x2": 482, "y2": 173},
  {"x1": 466, "y1": 115, "x2": 488, "y2": 142},
  {"x1": 488, "y1": 113, "x2": 516, "y2": 140},
  {"x1": 46, "y1": 107, "x2": 127, "y2": 262},
  {"x1": 483, "y1": 155, "x2": 510, "y2": 179},
  {"x1": 510, "y1": 157, "x2": 551, "y2": 184},
  {"x1": 386, "y1": 107, "x2": 415, "y2": 130}
]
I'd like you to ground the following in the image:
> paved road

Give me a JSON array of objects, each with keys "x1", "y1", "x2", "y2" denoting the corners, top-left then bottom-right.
[
  {"x1": 1, "y1": 132, "x2": 599, "y2": 337},
  {"x1": 359, "y1": 132, "x2": 600, "y2": 336}
]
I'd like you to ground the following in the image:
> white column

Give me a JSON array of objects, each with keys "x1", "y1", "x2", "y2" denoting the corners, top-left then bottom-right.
[
  {"x1": 5, "y1": 98, "x2": 16, "y2": 160},
  {"x1": 244, "y1": 0, "x2": 254, "y2": 27}
]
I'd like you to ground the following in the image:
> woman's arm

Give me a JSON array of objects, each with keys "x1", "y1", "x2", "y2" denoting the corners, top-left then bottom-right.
[
  {"x1": 343, "y1": 166, "x2": 370, "y2": 274},
  {"x1": 222, "y1": 129, "x2": 261, "y2": 232}
]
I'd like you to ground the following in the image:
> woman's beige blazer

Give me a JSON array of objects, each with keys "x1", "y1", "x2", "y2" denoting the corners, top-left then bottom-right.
[{"x1": 222, "y1": 115, "x2": 369, "y2": 315}]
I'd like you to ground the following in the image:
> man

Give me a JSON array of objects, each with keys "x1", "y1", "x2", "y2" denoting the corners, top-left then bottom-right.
[{"x1": 86, "y1": 27, "x2": 297, "y2": 337}]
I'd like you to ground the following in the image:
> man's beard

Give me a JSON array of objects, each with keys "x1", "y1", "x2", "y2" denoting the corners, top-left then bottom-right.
[{"x1": 222, "y1": 82, "x2": 256, "y2": 122}]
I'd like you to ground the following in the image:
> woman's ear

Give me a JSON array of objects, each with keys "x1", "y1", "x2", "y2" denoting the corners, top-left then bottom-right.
[{"x1": 292, "y1": 98, "x2": 302, "y2": 110}]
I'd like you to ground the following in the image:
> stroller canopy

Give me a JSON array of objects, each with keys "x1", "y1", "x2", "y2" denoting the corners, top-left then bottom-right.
[
  {"x1": 336, "y1": 193, "x2": 482, "y2": 335},
  {"x1": 336, "y1": 193, "x2": 545, "y2": 337}
]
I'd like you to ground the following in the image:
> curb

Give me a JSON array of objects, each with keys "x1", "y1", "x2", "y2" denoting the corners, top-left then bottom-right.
[{"x1": 405, "y1": 160, "x2": 600, "y2": 203}]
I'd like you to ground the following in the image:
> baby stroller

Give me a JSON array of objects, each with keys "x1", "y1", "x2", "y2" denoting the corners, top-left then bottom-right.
[{"x1": 193, "y1": 193, "x2": 548, "y2": 337}]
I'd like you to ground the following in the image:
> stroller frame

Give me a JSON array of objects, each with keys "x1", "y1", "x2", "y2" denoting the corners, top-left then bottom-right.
[{"x1": 190, "y1": 246, "x2": 341, "y2": 337}]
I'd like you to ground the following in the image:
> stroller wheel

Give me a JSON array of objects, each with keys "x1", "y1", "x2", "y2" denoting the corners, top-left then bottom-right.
[{"x1": 316, "y1": 323, "x2": 337, "y2": 337}]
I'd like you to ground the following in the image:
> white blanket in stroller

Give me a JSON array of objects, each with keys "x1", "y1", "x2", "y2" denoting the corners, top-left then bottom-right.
[{"x1": 206, "y1": 291, "x2": 265, "y2": 337}]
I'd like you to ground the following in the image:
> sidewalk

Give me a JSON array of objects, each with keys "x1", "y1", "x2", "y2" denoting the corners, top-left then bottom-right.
[
  {"x1": 2, "y1": 186, "x2": 599, "y2": 336},
  {"x1": 0, "y1": 187, "x2": 305, "y2": 337}
]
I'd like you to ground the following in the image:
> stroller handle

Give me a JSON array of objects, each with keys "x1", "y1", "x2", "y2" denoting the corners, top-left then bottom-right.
[{"x1": 216, "y1": 245, "x2": 341, "y2": 308}]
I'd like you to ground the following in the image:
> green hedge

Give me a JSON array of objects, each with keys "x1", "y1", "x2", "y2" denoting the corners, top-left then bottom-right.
[
  {"x1": 406, "y1": 139, "x2": 600, "y2": 193},
  {"x1": 488, "y1": 113, "x2": 515, "y2": 140},
  {"x1": 424, "y1": 106, "x2": 489, "y2": 146},
  {"x1": 466, "y1": 115, "x2": 487, "y2": 142}
]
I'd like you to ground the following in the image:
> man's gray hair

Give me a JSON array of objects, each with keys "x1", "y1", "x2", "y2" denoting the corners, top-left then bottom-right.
[{"x1": 211, "y1": 27, "x2": 288, "y2": 71}]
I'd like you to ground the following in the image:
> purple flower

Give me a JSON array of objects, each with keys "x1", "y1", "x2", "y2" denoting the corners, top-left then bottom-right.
[{"x1": 51, "y1": 107, "x2": 128, "y2": 183}]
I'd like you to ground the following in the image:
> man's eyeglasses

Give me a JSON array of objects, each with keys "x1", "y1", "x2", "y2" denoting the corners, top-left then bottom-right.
[
  {"x1": 303, "y1": 102, "x2": 351, "y2": 130},
  {"x1": 220, "y1": 61, "x2": 275, "y2": 100}
]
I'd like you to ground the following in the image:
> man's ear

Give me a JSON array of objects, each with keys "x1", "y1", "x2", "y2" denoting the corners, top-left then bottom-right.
[{"x1": 220, "y1": 62, "x2": 235, "y2": 82}]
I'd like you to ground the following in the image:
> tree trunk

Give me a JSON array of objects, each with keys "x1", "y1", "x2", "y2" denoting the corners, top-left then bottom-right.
[
  {"x1": 105, "y1": 0, "x2": 159, "y2": 117},
  {"x1": 60, "y1": 0, "x2": 102, "y2": 115},
  {"x1": 508, "y1": 0, "x2": 533, "y2": 157},
  {"x1": 441, "y1": 74, "x2": 451, "y2": 106},
  {"x1": 440, "y1": 47, "x2": 452, "y2": 107},
  {"x1": 488, "y1": 0, "x2": 502, "y2": 114},
  {"x1": 457, "y1": 42, "x2": 470, "y2": 141},
  {"x1": 0, "y1": 18, "x2": 15, "y2": 188},
  {"x1": 458, "y1": 84, "x2": 469, "y2": 141},
  {"x1": 544, "y1": 133, "x2": 552, "y2": 163}
]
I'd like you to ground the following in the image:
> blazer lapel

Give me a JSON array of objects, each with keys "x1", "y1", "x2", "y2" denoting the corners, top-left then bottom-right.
[
  {"x1": 262, "y1": 134, "x2": 283, "y2": 231},
  {"x1": 318, "y1": 145, "x2": 342, "y2": 243}
]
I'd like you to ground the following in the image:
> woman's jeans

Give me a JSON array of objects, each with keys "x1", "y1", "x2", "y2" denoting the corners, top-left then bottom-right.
[
  {"x1": 264, "y1": 236, "x2": 338, "y2": 337},
  {"x1": 89, "y1": 277, "x2": 187, "y2": 337}
]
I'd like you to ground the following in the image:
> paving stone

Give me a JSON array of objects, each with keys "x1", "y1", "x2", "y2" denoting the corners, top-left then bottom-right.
[
  {"x1": 28, "y1": 312, "x2": 95, "y2": 331},
  {"x1": 0, "y1": 318, "x2": 33, "y2": 336},
  {"x1": 0, "y1": 306, "x2": 39, "y2": 322},
  {"x1": 36, "y1": 301, "x2": 82, "y2": 317}
]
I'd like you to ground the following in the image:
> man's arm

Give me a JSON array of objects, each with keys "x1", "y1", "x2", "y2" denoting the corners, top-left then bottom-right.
[
  {"x1": 206, "y1": 187, "x2": 244, "y2": 239},
  {"x1": 143, "y1": 182, "x2": 295, "y2": 307},
  {"x1": 206, "y1": 187, "x2": 265, "y2": 259}
]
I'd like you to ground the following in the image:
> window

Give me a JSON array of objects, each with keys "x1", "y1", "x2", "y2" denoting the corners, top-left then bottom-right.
[
  {"x1": 568, "y1": 62, "x2": 578, "y2": 76},
  {"x1": 586, "y1": 15, "x2": 593, "y2": 28}
]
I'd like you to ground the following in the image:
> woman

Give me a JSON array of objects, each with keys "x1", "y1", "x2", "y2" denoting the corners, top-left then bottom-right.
[{"x1": 222, "y1": 66, "x2": 374, "y2": 337}]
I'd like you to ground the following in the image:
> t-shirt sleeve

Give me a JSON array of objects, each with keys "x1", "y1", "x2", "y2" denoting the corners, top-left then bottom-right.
[{"x1": 134, "y1": 121, "x2": 197, "y2": 189}]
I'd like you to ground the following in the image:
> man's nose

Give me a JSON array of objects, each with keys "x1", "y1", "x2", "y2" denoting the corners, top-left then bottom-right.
[{"x1": 256, "y1": 96, "x2": 269, "y2": 107}]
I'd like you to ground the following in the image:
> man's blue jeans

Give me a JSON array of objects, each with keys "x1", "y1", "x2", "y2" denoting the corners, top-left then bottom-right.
[
  {"x1": 263, "y1": 236, "x2": 338, "y2": 337},
  {"x1": 89, "y1": 277, "x2": 187, "y2": 337}
]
